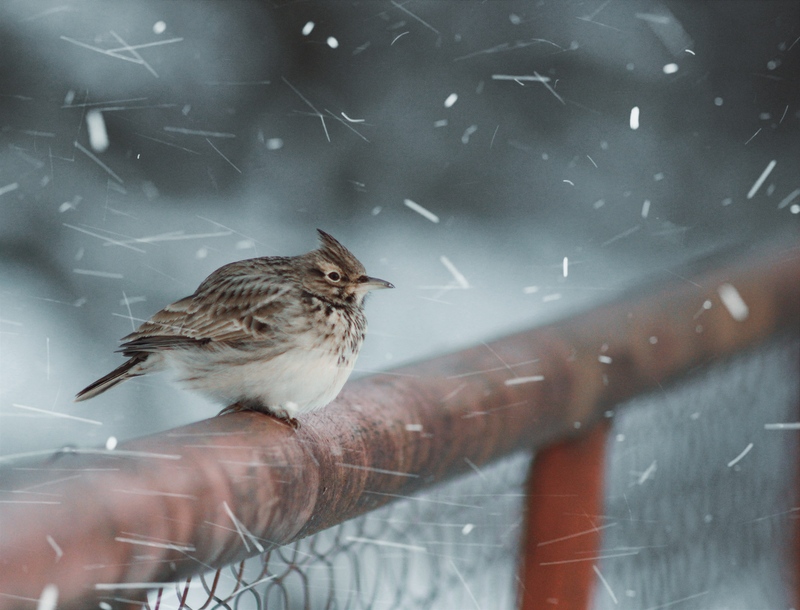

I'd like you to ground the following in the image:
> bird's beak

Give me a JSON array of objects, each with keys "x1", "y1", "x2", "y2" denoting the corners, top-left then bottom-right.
[{"x1": 359, "y1": 276, "x2": 394, "y2": 291}]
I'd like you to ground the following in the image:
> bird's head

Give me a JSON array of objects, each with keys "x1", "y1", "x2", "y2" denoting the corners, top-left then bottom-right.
[{"x1": 301, "y1": 229, "x2": 393, "y2": 307}]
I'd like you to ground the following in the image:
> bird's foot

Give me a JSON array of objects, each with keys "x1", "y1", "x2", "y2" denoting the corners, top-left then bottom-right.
[
  {"x1": 218, "y1": 402, "x2": 300, "y2": 429},
  {"x1": 218, "y1": 402, "x2": 246, "y2": 417},
  {"x1": 271, "y1": 408, "x2": 301, "y2": 430}
]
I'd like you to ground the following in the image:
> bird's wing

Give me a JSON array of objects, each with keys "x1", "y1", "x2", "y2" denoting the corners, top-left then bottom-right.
[{"x1": 119, "y1": 259, "x2": 305, "y2": 354}]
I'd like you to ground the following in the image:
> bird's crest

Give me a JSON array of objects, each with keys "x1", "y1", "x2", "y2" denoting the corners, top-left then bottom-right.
[{"x1": 315, "y1": 229, "x2": 365, "y2": 274}]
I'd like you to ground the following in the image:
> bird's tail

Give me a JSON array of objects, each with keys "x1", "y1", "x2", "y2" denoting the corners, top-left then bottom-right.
[{"x1": 74, "y1": 355, "x2": 147, "y2": 402}]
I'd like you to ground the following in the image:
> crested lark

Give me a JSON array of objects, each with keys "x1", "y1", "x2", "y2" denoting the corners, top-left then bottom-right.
[{"x1": 75, "y1": 230, "x2": 393, "y2": 426}]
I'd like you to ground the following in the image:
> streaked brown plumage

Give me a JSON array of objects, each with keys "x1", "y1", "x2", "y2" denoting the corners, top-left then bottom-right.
[{"x1": 75, "y1": 230, "x2": 393, "y2": 426}]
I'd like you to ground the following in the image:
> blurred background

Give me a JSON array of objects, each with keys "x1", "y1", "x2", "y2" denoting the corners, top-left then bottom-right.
[{"x1": 0, "y1": 0, "x2": 798, "y2": 452}]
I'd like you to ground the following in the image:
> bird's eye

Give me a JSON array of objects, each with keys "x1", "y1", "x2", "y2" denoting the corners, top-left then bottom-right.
[{"x1": 327, "y1": 271, "x2": 341, "y2": 282}]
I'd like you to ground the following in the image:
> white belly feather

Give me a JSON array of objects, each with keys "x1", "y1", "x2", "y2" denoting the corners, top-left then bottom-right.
[{"x1": 161, "y1": 329, "x2": 359, "y2": 416}]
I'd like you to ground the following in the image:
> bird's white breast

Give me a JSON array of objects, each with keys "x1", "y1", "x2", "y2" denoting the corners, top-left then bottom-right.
[{"x1": 163, "y1": 309, "x2": 362, "y2": 416}]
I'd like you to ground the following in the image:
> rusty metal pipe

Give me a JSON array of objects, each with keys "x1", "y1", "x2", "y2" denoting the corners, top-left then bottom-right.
[{"x1": 0, "y1": 238, "x2": 798, "y2": 609}]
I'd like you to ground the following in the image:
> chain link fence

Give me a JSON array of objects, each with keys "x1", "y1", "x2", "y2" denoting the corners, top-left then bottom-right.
[{"x1": 143, "y1": 452, "x2": 530, "y2": 610}]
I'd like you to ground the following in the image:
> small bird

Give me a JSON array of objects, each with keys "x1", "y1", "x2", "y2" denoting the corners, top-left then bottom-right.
[{"x1": 75, "y1": 230, "x2": 393, "y2": 427}]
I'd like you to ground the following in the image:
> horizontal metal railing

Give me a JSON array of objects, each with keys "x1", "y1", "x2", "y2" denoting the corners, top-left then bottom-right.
[{"x1": 0, "y1": 236, "x2": 798, "y2": 610}]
